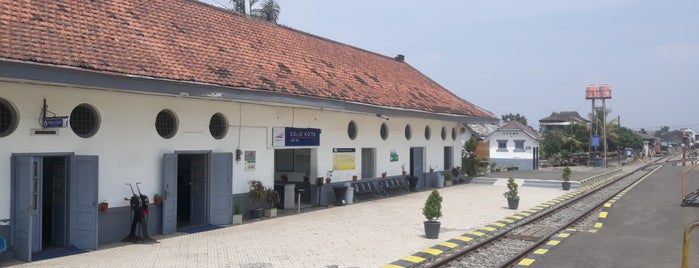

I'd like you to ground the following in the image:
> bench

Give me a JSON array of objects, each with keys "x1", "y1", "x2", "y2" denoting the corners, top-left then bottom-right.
[
  {"x1": 352, "y1": 180, "x2": 386, "y2": 201},
  {"x1": 379, "y1": 177, "x2": 409, "y2": 194}
]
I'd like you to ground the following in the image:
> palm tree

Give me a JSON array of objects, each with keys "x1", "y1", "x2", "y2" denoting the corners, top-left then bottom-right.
[
  {"x1": 254, "y1": 0, "x2": 281, "y2": 23},
  {"x1": 229, "y1": 0, "x2": 281, "y2": 23}
]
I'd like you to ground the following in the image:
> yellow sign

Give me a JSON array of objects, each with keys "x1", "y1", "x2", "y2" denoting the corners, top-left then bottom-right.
[{"x1": 332, "y1": 148, "x2": 356, "y2": 171}]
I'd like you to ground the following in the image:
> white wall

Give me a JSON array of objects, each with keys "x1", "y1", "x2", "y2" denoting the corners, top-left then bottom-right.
[
  {"x1": 488, "y1": 131, "x2": 538, "y2": 160},
  {"x1": 0, "y1": 80, "x2": 465, "y2": 219}
]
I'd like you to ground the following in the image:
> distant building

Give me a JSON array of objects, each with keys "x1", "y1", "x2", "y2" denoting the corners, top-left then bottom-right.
[
  {"x1": 538, "y1": 111, "x2": 589, "y2": 132},
  {"x1": 485, "y1": 121, "x2": 542, "y2": 170}
]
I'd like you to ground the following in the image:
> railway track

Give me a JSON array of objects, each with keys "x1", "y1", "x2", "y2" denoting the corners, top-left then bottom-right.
[{"x1": 425, "y1": 158, "x2": 671, "y2": 268}]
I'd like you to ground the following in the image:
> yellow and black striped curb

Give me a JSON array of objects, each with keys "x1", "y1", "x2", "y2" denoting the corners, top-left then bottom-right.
[
  {"x1": 587, "y1": 165, "x2": 658, "y2": 233},
  {"x1": 382, "y1": 170, "x2": 627, "y2": 268},
  {"x1": 512, "y1": 165, "x2": 660, "y2": 267},
  {"x1": 579, "y1": 168, "x2": 623, "y2": 184},
  {"x1": 513, "y1": 228, "x2": 578, "y2": 267}
]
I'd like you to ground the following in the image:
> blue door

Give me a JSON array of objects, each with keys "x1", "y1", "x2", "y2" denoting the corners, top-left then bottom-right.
[
  {"x1": 410, "y1": 148, "x2": 424, "y2": 188},
  {"x1": 162, "y1": 154, "x2": 177, "y2": 234},
  {"x1": 209, "y1": 153, "x2": 232, "y2": 225},
  {"x1": 11, "y1": 155, "x2": 36, "y2": 261},
  {"x1": 69, "y1": 155, "x2": 98, "y2": 250}
]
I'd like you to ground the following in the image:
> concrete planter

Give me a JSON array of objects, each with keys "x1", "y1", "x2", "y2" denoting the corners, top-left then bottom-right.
[
  {"x1": 264, "y1": 208, "x2": 277, "y2": 218},
  {"x1": 507, "y1": 198, "x2": 519, "y2": 210},
  {"x1": 232, "y1": 214, "x2": 243, "y2": 225}
]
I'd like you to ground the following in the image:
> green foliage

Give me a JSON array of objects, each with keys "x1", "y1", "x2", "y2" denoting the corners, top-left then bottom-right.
[
  {"x1": 462, "y1": 137, "x2": 478, "y2": 157},
  {"x1": 562, "y1": 167, "x2": 571, "y2": 182},
  {"x1": 442, "y1": 171, "x2": 452, "y2": 181},
  {"x1": 503, "y1": 178, "x2": 519, "y2": 200},
  {"x1": 422, "y1": 189, "x2": 443, "y2": 221},
  {"x1": 264, "y1": 187, "x2": 279, "y2": 209},
  {"x1": 462, "y1": 157, "x2": 478, "y2": 176},
  {"x1": 501, "y1": 113, "x2": 528, "y2": 126},
  {"x1": 248, "y1": 180, "x2": 265, "y2": 208},
  {"x1": 230, "y1": 0, "x2": 281, "y2": 23},
  {"x1": 234, "y1": 202, "x2": 241, "y2": 215}
]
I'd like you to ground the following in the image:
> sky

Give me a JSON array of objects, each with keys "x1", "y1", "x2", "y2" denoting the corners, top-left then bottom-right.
[{"x1": 201, "y1": 0, "x2": 698, "y2": 132}]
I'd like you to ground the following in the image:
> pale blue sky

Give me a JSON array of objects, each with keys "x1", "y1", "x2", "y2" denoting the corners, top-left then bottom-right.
[{"x1": 201, "y1": 0, "x2": 698, "y2": 132}]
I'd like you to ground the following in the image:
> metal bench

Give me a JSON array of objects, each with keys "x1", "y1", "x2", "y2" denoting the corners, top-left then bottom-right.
[
  {"x1": 352, "y1": 181, "x2": 386, "y2": 201},
  {"x1": 380, "y1": 177, "x2": 409, "y2": 195}
]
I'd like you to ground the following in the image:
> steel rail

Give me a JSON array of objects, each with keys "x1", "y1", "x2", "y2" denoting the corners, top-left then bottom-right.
[{"x1": 427, "y1": 159, "x2": 662, "y2": 268}]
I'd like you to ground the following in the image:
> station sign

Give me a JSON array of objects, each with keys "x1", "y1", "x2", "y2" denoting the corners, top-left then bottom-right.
[
  {"x1": 43, "y1": 117, "x2": 69, "y2": 128},
  {"x1": 273, "y1": 127, "x2": 321, "y2": 147}
]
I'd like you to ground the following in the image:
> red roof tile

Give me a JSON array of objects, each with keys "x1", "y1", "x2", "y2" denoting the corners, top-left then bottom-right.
[{"x1": 0, "y1": 0, "x2": 495, "y2": 119}]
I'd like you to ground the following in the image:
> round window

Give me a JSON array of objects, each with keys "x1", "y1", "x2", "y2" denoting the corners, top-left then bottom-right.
[
  {"x1": 347, "y1": 120, "x2": 358, "y2": 140},
  {"x1": 209, "y1": 113, "x2": 228, "y2": 139},
  {"x1": 0, "y1": 98, "x2": 19, "y2": 137},
  {"x1": 155, "y1": 109, "x2": 178, "y2": 139},
  {"x1": 70, "y1": 103, "x2": 100, "y2": 138},
  {"x1": 441, "y1": 126, "x2": 447, "y2": 141},
  {"x1": 404, "y1": 124, "x2": 412, "y2": 140},
  {"x1": 380, "y1": 123, "x2": 389, "y2": 140},
  {"x1": 424, "y1": 125, "x2": 431, "y2": 140},
  {"x1": 452, "y1": 127, "x2": 457, "y2": 140}
]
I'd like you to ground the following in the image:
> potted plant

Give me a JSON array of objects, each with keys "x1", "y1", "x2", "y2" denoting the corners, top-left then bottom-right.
[
  {"x1": 381, "y1": 171, "x2": 387, "y2": 178},
  {"x1": 443, "y1": 171, "x2": 453, "y2": 187},
  {"x1": 422, "y1": 189, "x2": 443, "y2": 239},
  {"x1": 153, "y1": 194, "x2": 163, "y2": 205},
  {"x1": 98, "y1": 202, "x2": 109, "y2": 212},
  {"x1": 232, "y1": 202, "x2": 243, "y2": 225},
  {"x1": 561, "y1": 166, "x2": 572, "y2": 190},
  {"x1": 264, "y1": 187, "x2": 279, "y2": 218},
  {"x1": 280, "y1": 174, "x2": 289, "y2": 183},
  {"x1": 248, "y1": 180, "x2": 265, "y2": 220},
  {"x1": 352, "y1": 175, "x2": 358, "y2": 181},
  {"x1": 401, "y1": 164, "x2": 407, "y2": 176},
  {"x1": 503, "y1": 178, "x2": 519, "y2": 209}
]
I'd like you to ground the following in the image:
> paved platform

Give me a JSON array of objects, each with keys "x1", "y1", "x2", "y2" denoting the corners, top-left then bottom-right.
[
  {"x1": 527, "y1": 163, "x2": 699, "y2": 268},
  {"x1": 0, "y1": 164, "x2": 641, "y2": 268}
]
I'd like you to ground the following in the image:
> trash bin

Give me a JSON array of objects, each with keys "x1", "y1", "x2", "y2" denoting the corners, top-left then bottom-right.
[
  {"x1": 344, "y1": 186, "x2": 354, "y2": 205},
  {"x1": 333, "y1": 186, "x2": 348, "y2": 206},
  {"x1": 407, "y1": 176, "x2": 419, "y2": 192}
]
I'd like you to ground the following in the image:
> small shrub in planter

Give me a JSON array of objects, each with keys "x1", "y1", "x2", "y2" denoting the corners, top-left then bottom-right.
[
  {"x1": 248, "y1": 180, "x2": 265, "y2": 220},
  {"x1": 422, "y1": 189, "x2": 443, "y2": 239},
  {"x1": 503, "y1": 178, "x2": 519, "y2": 209},
  {"x1": 562, "y1": 167, "x2": 572, "y2": 190}
]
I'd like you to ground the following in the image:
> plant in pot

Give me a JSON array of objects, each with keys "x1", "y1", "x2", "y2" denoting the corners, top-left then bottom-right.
[
  {"x1": 443, "y1": 171, "x2": 453, "y2": 187},
  {"x1": 401, "y1": 164, "x2": 407, "y2": 176},
  {"x1": 561, "y1": 166, "x2": 572, "y2": 190},
  {"x1": 264, "y1": 187, "x2": 279, "y2": 218},
  {"x1": 98, "y1": 201, "x2": 109, "y2": 212},
  {"x1": 248, "y1": 180, "x2": 265, "y2": 220},
  {"x1": 352, "y1": 175, "x2": 358, "y2": 181},
  {"x1": 153, "y1": 194, "x2": 163, "y2": 205},
  {"x1": 422, "y1": 189, "x2": 443, "y2": 239},
  {"x1": 503, "y1": 177, "x2": 519, "y2": 209},
  {"x1": 381, "y1": 171, "x2": 387, "y2": 178},
  {"x1": 232, "y1": 202, "x2": 243, "y2": 225}
]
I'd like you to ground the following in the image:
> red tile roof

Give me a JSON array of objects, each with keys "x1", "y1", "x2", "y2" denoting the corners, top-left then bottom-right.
[
  {"x1": 497, "y1": 121, "x2": 542, "y2": 141},
  {"x1": 0, "y1": 0, "x2": 495, "y2": 119}
]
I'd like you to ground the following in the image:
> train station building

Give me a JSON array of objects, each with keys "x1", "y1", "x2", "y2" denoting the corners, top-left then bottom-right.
[{"x1": 0, "y1": 0, "x2": 497, "y2": 261}]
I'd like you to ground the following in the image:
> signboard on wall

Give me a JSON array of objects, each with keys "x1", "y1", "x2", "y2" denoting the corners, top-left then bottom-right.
[
  {"x1": 390, "y1": 150, "x2": 399, "y2": 162},
  {"x1": 245, "y1": 151, "x2": 256, "y2": 171},
  {"x1": 332, "y1": 148, "x2": 356, "y2": 170},
  {"x1": 272, "y1": 127, "x2": 321, "y2": 147}
]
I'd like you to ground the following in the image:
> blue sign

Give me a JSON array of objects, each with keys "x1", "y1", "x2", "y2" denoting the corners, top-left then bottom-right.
[
  {"x1": 43, "y1": 117, "x2": 68, "y2": 128},
  {"x1": 591, "y1": 135, "x2": 600, "y2": 147},
  {"x1": 285, "y1": 127, "x2": 320, "y2": 146}
]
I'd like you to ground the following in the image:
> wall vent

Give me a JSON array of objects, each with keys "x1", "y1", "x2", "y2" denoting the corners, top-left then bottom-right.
[{"x1": 31, "y1": 129, "x2": 59, "y2": 136}]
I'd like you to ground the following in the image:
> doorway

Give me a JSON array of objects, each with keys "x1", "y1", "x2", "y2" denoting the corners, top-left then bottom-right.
[
  {"x1": 410, "y1": 147, "x2": 424, "y2": 187},
  {"x1": 176, "y1": 154, "x2": 207, "y2": 228},
  {"x1": 361, "y1": 148, "x2": 375, "y2": 179},
  {"x1": 11, "y1": 154, "x2": 98, "y2": 262},
  {"x1": 162, "y1": 152, "x2": 232, "y2": 235},
  {"x1": 40, "y1": 156, "x2": 68, "y2": 251}
]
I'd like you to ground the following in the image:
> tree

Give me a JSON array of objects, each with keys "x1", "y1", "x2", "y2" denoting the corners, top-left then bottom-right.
[
  {"x1": 501, "y1": 113, "x2": 527, "y2": 126},
  {"x1": 229, "y1": 0, "x2": 280, "y2": 23},
  {"x1": 256, "y1": 0, "x2": 281, "y2": 23},
  {"x1": 461, "y1": 137, "x2": 479, "y2": 176},
  {"x1": 230, "y1": 0, "x2": 258, "y2": 12}
]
